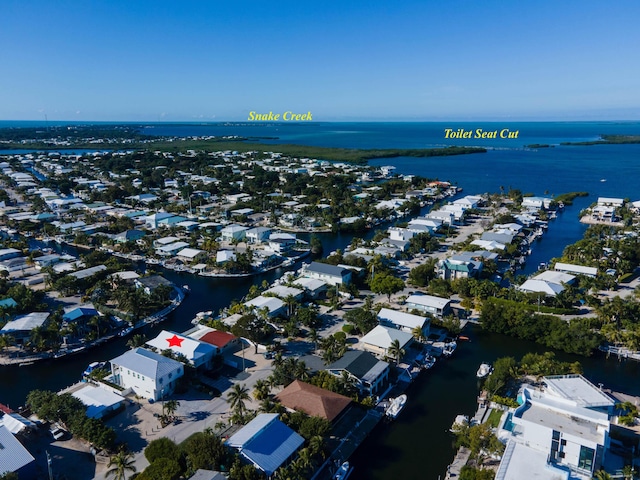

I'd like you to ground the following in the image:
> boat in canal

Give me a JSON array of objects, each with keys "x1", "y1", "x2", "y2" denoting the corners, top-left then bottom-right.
[
  {"x1": 386, "y1": 394, "x2": 407, "y2": 419},
  {"x1": 476, "y1": 362, "x2": 493, "y2": 379},
  {"x1": 334, "y1": 461, "x2": 353, "y2": 480}
]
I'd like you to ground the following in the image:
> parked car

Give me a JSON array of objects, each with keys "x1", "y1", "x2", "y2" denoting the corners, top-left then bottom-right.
[{"x1": 50, "y1": 424, "x2": 67, "y2": 441}]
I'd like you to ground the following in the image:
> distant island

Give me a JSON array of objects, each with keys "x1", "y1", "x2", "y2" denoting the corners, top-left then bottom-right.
[{"x1": 561, "y1": 134, "x2": 640, "y2": 146}]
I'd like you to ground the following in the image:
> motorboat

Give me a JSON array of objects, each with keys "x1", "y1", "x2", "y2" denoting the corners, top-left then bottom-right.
[
  {"x1": 477, "y1": 362, "x2": 493, "y2": 379},
  {"x1": 443, "y1": 341, "x2": 457, "y2": 357},
  {"x1": 423, "y1": 355, "x2": 436, "y2": 369},
  {"x1": 83, "y1": 361, "x2": 106, "y2": 377},
  {"x1": 385, "y1": 394, "x2": 407, "y2": 419},
  {"x1": 334, "y1": 461, "x2": 353, "y2": 480}
]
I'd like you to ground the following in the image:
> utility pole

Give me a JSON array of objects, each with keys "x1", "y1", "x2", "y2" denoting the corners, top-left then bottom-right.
[{"x1": 47, "y1": 451, "x2": 53, "y2": 480}]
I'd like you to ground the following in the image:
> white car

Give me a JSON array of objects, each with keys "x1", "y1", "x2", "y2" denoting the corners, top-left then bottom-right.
[{"x1": 50, "y1": 424, "x2": 67, "y2": 441}]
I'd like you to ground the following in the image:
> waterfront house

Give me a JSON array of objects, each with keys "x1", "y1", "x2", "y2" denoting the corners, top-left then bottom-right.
[
  {"x1": 553, "y1": 262, "x2": 598, "y2": 278},
  {"x1": 245, "y1": 226, "x2": 272, "y2": 244},
  {"x1": 302, "y1": 262, "x2": 352, "y2": 286},
  {"x1": 275, "y1": 380, "x2": 351, "y2": 422},
  {"x1": 109, "y1": 347, "x2": 184, "y2": 401},
  {"x1": 134, "y1": 274, "x2": 173, "y2": 295},
  {"x1": 156, "y1": 241, "x2": 190, "y2": 256},
  {"x1": 292, "y1": 277, "x2": 328, "y2": 299},
  {"x1": 262, "y1": 285, "x2": 304, "y2": 302},
  {"x1": 0, "y1": 425, "x2": 35, "y2": 478},
  {"x1": 216, "y1": 250, "x2": 236, "y2": 264},
  {"x1": 325, "y1": 350, "x2": 390, "y2": 397},
  {"x1": 176, "y1": 247, "x2": 206, "y2": 264},
  {"x1": 226, "y1": 413, "x2": 304, "y2": 477},
  {"x1": 519, "y1": 270, "x2": 576, "y2": 297},
  {"x1": 405, "y1": 294, "x2": 451, "y2": 317},
  {"x1": 377, "y1": 308, "x2": 430, "y2": 337},
  {"x1": 69, "y1": 265, "x2": 108, "y2": 280},
  {"x1": 146, "y1": 330, "x2": 216, "y2": 369},
  {"x1": 244, "y1": 296, "x2": 286, "y2": 318},
  {"x1": 360, "y1": 325, "x2": 413, "y2": 359},
  {"x1": 267, "y1": 232, "x2": 297, "y2": 254},
  {"x1": 0, "y1": 312, "x2": 50, "y2": 344},
  {"x1": 495, "y1": 375, "x2": 614, "y2": 480}
]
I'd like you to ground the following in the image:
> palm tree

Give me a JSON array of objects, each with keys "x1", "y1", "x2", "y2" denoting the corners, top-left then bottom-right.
[
  {"x1": 126, "y1": 334, "x2": 145, "y2": 349},
  {"x1": 284, "y1": 294, "x2": 298, "y2": 318},
  {"x1": 106, "y1": 449, "x2": 136, "y2": 480},
  {"x1": 593, "y1": 470, "x2": 612, "y2": 480},
  {"x1": 163, "y1": 399, "x2": 180, "y2": 420},
  {"x1": 623, "y1": 465, "x2": 637, "y2": 480},
  {"x1": 253, "y1": 379, "x2": 271, "y2": 401},
  {"x1": 412, "y1": 326, "x2": 426, "y2": 344},
  {"x1": 308, "y1": 328, "x2": 320, "y2": 353},
  {"x1": 387, "y1": 339, "x2": 405, "y2": 364},
  {"x1": 226, "y1": 383, "x2": 250, "y2": 423}
]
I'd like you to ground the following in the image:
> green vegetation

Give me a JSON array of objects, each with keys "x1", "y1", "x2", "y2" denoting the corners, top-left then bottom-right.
[
  {"x1": 459, "y1": 465, "x2": 495, "y2": 480},
  {"x1": 561, "y1": 134, "x2": 640, "y2": 146},
  {"x1": 26, "y1": 389, "x2": 116, "y2": 450},
  {"x1": 483, "y1": 352, "x2": 582, "y2": 398},
  {"x1": 480, "y1": 298, "x2": 602, "y2": 356},
  {"x1": 552, "y1": 191, "x2": 589, "y2": 206},
  {"x1": 485, "y1": 409, "x2": 504, "y2": 428}
]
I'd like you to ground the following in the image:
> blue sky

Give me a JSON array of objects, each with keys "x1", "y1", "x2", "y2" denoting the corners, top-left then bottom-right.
[{"x1": 2, "y1": 0, "x2": 639, "y2": 121}]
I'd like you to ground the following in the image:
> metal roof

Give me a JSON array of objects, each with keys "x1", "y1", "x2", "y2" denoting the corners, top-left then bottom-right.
[
  {"x1": 0, "y1": 312, "x2": 50, "y2": 333},
  {"x1": 226, "y1": 414, "x2": 304, "y2": 476},
  {"x1": 0, "y1": 425, "x2": 35, "y2": 475},
  {"x1": 110, "y1": 347, "x2": 183, "y2": 381}
]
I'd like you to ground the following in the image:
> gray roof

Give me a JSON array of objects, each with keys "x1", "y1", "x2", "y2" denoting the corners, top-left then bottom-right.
[
  {"x1": 0, "y1": 425, "x2": 35, "y2": 475},
  {"x1": 188, "y1": 470, "x2": 227, "y2": 480},
  {"x1": 0, "y1": 312, "x2": 50, "y2": 334},
  {"x1": 69, "y1": 264, "x2": 107, "y2": 279},
  {"x1": 306, "y1": 261, "x2": 350, "y2": 277},
  {"x1": 328, "y1": 350, "x2": 388, "y2": 379},
  {"x1": 110, "y1": 348, "x2": 182, "y2": 381}
]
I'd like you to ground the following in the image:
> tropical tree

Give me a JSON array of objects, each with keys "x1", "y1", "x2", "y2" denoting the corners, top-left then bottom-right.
[
  {"x1": 253, "y1": 379, "x2": 271, "y2": 401},
  {"x1": 106, "y1": 449, "x2": 137, "y2": 480},
  {"x1": 622, "y1": 465, "x2": 637, "y2": 480},
  {"x1": 593, "y1": 470, "x2": 612, "y2": 480},
  {"x1": 127, "y1": 334, "x2": 146, "y2": 349},
  {"x1": 412, "y1": 325, "x2": 426, "y2": 343},
  {"x1": 370, "y1": 272, "x2": 405, "y2": 302},
  {"x1": 163, "y1": 399, "x2": 180, "y2": 420},
  {"x1": 387, "y1": 339, "x2": 405, "y2": 364},
  {"x1": 227, "y1": 383, "x2": 251, "y2": 423}
]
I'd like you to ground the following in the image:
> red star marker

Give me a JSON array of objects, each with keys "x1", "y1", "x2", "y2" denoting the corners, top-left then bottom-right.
[{"x1": 166, "y1": 334, "x2": 184, "y2": 348}]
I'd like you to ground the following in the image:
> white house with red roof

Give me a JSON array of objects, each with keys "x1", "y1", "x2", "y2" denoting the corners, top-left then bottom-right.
[{"x1": 146, "y1": 330, "x2": 217, "y2": 369}]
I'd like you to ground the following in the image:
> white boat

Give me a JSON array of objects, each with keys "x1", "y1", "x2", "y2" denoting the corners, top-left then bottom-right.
[
  {"x1": 334, "y1": 461, "x2": 353, "y2": 480},
  {"x1": 83, "y1": 361, "x2": 106, "y2": 377},
  {"x1": 476, "y1": 362, "x2": 493, "y2": 379},
  {"x1": 385, "y1": 394, "x2": 407, "y2": 419},
  {"x1": 443, "y1": 342, "x2": 457, "y2": 357}
]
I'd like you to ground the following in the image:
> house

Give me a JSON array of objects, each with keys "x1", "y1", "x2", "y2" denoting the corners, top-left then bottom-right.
[
  {"x1": 0, "y1": 312, "x2": 50, "y2": 344},
  {"x1": 0, "y1": 412, "x2": 37, "y2": 435},
  {"x1": 245, "y1": 227, "x2": 272, "y2": 244},
  {"x1": 405, "y1": 294, "x2": 451, "y2": 317},
  {"x1": 377, "y1": 308, "x2": 430, "y2": 337},
  {"x1": 262, "y1": 285, "x2": 304, "y2": 302},
  {"x1": 226, "y1": 413, "x2": 304, "y2": 477},
  {"x1": 244, "y1": 296, "x2": 285, "y2": 318},
  {"x1": 0, "y1": 248, "x2": 21, "y2": 262},
  {"x1": 109, "y1": 347, "x2": 184, "y2": 400},
  {"x1": 553, "y1": 262, "x2": 598, "y2": 278},
  {"x1": 216, "y1": 250, "x2": 236, "y2": 264},
  {"x1": 302, "y1": 262, "x2": 352, "y2": 286},
  {"x1": 196, "y1": 328, "x2": 241, "y2": 354},
  {"x1": 326, "y1": 350, "x2": 390, "y2": 396},
  {"x1": 0, "y1": 298, "x2": 18, "y2": 310},
  {"x1": 145, "y1": 212, "x2": 176, "y2": 229},
  {"x1": 62, "y1": 304, "x2": 98, "y2": 323},
  {"x1": 69, "y1": 265, "x2": 108, "y2": 280},
  {"x1": 156, "y1": 241, "x2": 190, "y2": 256},
  {"x1": 176, "y1": 248, "x2": 206, "y2": 264},
  {"x1": 437, "y1": 252, "x2": 484, "y2": 280},
  {"x1": 146, "y1": 330, "x2": 216, "y2": 369},
  {"x1": 292, "y1": 277, "x2": 328, "y2": 299},
  {"x1": 359, "y1": 325, "x2": 413, "y2": 359},
  {"x1": 187, "y1": 470, "x2": 227, "y2": 480},
  {"x1": 135, "y1": 275, "x2": 174, "y2": 295},
  {"x1": 275, "y1": 380, "x2": 351, "y2": 422},
  {"x1": 70, "y1": 384, "x2": 125, "y2": 419},
  {"x1": 519, "y1": 271, "x2": 576, "y2": 297},
  {"x1": 0, "y1": 425, "x2": 35, "y2": 478},
  {"x1": 267, "y1": 232, "x2": 297, "y2": 254},
  {"x1": 114, "y1": 229, "x2": 146, "y2": 243},
  {"x1": 220, "y1": 224, "x2": 248, "y2": 242},
  {"x1": 495, "y1": 375, "x2": 614, "y2": 479}
]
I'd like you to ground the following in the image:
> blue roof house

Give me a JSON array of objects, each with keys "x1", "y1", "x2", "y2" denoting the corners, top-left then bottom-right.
[{"x1": 226, "y1": 413, "x2": 304, "y2": 477}]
